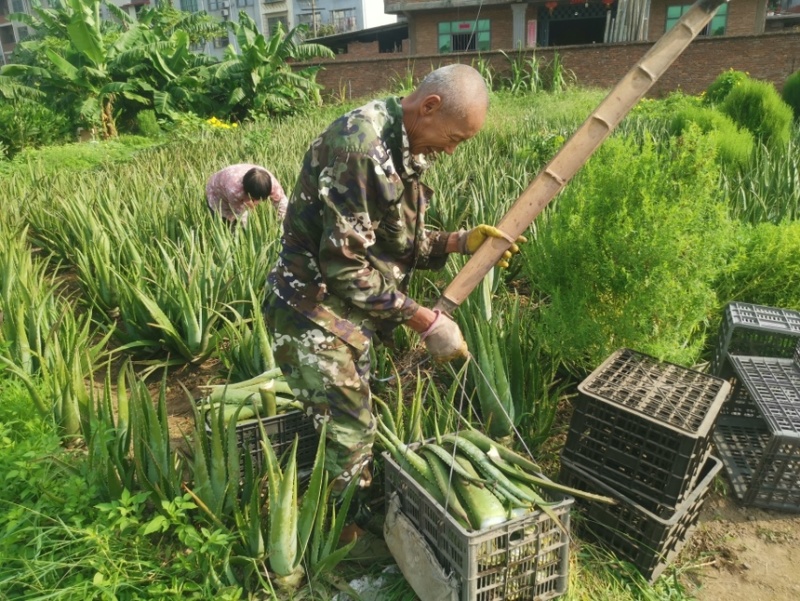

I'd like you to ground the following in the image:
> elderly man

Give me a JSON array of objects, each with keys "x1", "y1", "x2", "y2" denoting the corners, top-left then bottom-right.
[{"x1": 264, "y1": 64, "x2": 519, "y2": 538}]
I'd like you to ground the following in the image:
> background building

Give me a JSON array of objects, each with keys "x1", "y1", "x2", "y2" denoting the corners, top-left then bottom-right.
[
  {"x1": 384, "y1": 0, "x2": 767, "y2": 55},
  {"x1": 1, "y1": 0, "x2": 33, "y2": 64}
]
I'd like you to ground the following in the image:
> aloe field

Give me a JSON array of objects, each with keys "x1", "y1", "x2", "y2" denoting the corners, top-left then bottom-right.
[{"x1": 1, "y1": 68, "x2": 799, "y2": 600}]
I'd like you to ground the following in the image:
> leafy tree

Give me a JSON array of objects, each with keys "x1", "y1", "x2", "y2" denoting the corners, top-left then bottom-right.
[
  {"x1": 2, "y1": 0, "x2": 148, "y2": 137},
  {"x1": 212, "y1": 14, "x2": 334, "y2": 120},
  {"x1": 2, "y1": 0, "x2": 224, "y2": 134}
]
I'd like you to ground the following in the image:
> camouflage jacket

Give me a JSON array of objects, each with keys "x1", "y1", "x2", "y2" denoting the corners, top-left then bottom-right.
[{"x1": 267, "y1": 97, "x2": 451, "y2": 352}]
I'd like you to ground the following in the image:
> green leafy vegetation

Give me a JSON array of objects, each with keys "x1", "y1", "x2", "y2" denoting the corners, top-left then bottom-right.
[
  {"x1": 782, "y1": 69, "x2": 800, "y2": 120},
  {"x1": 0, "y1": 81, "x2": 797, "y2": 600},
  {"x1": 525, "y1": 126, "x2": 735, "y2": 373},
  {"x1": 720, "y1": 77, "x2": 794, "y2": 148},
  {"x1": 0, "y1": 0, "x2": 331, "y2": 158},
  {"x1": 670, "y1": 104, "x2": 755, "y2": 168},
  {"x1": 717, "y1": 220, "x2": 800, "y2": 309},
  {"x1": 703, "y1": 68, "x2": 750, "y2": 105}
]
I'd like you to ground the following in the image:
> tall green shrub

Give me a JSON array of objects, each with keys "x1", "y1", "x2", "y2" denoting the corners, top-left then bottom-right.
[
  {"x1": 720, "y1": 78, "x2": 793, "y2": 148},
  {"x1": 670, "y1": 105, "x2": 754, "y2": 168},
  {"x1": 0, "y1": 99, "x2": 70, "y2": 158},
  {"x1": 704, "y1": 68, "x2": 749, "y2": 105},
  {"x1": 782, "y1": 69, "x2": 800, "y2": 120},
  {"x1": 525, "y1": 126, "x2": 735, "y2": 373},
  {"x1": 716, "y1": 220, "x2": 800, "y2": 310}
]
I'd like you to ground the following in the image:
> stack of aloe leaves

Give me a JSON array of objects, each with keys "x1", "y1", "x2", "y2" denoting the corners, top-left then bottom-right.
[
  {"x1": 377, "y1": 406, "x2": 615, "y2": 533},
  {"x1": 195, "y1": 367, "x2": 302, "y2": 425}
]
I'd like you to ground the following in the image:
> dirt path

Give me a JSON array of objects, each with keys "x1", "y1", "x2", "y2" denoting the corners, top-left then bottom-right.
[{"x1": 681, "y1": 493, "x2": 800, "y2": 601}]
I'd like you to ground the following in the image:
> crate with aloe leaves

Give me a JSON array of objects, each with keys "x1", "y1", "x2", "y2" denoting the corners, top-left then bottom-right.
[
  {"x1": 196, "y1": 366, "x2": 317, "y2": 480},
  {"x1": 380, "y1": 416, "x2": 615, "y2": 601}
]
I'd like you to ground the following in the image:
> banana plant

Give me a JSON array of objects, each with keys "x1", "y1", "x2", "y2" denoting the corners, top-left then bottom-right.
[
  {"x1": 213, "y1": 14, "x2": 334, "y2": 119},
  {"x1": 1, "y1": 0, "x2": 148, "y2": 137}
]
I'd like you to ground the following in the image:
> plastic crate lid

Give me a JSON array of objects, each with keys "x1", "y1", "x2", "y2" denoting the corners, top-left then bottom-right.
[
  {"x1": 728, "y1": 355, "x2": 800, "y2": 436},
  {"x1": 578, "y1": 348, "x2": 731, "y2": 436},
  {"x1": 726, "y1": 302, "x2": 800, "y2": 333}
]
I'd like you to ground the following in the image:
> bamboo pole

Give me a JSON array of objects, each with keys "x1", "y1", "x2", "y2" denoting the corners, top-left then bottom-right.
[{"x1": 434, "y1": 0, "x2": 730, "y2": 315}]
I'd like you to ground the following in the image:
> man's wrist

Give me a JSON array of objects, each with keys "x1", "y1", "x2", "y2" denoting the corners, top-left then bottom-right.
[
  {"x1": 446, "y1": 231, "x2": 464, "y2": 254},
  {"x1": 407, "y1": 306, "x2": 438, "y2": 333}
]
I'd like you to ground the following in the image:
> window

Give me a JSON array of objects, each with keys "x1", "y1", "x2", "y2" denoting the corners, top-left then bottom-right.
[
  {"x1": 180, "y1": 0, "x2": 198, "y2": 13},
  {"x1": 17, "y1": 25, "x2": 29, "y2": 40},
  {"x1": 11, "y1": 0, "x2": 25, "y2": 14},
  {"x1": 666, "y1": 3, "x2": 727, "y2": 36},
  {"x1": 213, "y1": 36, "x2": 230, "y2": 48},
  {"x1": 236, "y1": 0, "x2": 252, "y2": 7},
  {"x1": 332, "y1": 8, "x2": 356, "y2": 34},
  {"x1": 0, "y1": 26, "x2": 14, "y2": 45},
  {"x1": 438, "y1": 20, "x2": 490, "y2": 53},
  {"x1": 207, "y1": 0, "x2": 222, "y2": 10}
]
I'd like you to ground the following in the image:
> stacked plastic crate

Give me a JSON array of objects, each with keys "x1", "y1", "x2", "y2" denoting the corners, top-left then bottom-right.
[
  {"x1": 711, "y1": 302, "x2": 800, "y2": 511},
  {"x1": 559, "y1": 348, "x2": 729, "y2": 582},
  {"x1": 384, "y1": 441, "x2": 573, "y2": 601}
]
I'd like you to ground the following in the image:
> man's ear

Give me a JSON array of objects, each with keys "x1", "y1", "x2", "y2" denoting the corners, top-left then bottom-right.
[{"x1": 420, "y1": 94, "x2": 443, "y2": 116}]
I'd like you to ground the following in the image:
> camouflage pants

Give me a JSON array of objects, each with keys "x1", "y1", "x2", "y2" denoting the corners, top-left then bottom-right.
[{"x1": 264, "y1": 292, "x2": 374, "y2": 495}]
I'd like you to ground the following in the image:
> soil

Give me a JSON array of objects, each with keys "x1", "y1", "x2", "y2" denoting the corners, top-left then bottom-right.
[{"x1": 680, "y1": 492, "x2": 800, "y2": 601}]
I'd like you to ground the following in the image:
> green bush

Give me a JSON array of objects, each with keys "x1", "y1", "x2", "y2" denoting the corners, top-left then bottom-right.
[
  {"x1": 0, "y1": 99, "x2": 71, "y2": 159},
  {"x1": 782, "y1": 69, "x2": 800, "y2": 120},
  {"x1": 670, "y1": 105, "x2": 754, "y2": 168},
  {"x1": 716, "y1": 220, "x2": 800, "y2": 310},
  {"x1": 135, "y1": 110, "x2": 162, "y2": 138},
  {"x1": 704, "y1": 68, "x2": 749, "y2": 105},
  {"x1": 525, "y1": 125, "x2": 735, "y2": 373},
  {"x1": 720, "y1": 78, "x2": 793, "y2": 148}
]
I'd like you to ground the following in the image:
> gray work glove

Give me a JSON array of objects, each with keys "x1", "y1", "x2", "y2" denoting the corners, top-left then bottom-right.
[{"x1": 420, "y1": 310, "x2": 468, "y2": 363}]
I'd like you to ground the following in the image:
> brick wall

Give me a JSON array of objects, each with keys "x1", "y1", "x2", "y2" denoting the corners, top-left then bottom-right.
[
  {"x1": 306, "y1": 31, "x2": 800, "y2": 100},
  {"x1": 347, "y1": 40, "x2": 380, "y2": 57},
  {"x1": 648, "y1": 0, "x2": 759, "y2": 38}
]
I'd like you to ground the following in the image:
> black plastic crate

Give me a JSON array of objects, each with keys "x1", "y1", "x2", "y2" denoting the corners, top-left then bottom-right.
[
  {"x1": 559, "y1": 455, "x2": 722, "y2": 583},
  {"x1": 562, "y1": 348, "x2": 729, "y2": 512},
  {"x1": 712, "y1": 303, "x2": 800, "y2": 416},
  {"x1": 720, "y1": 333, "x2": 800, "y2": 418},
  {"x1": 712, "y1": 354, "x2": 800, "y2": 511},
  {"x1": 384, "y1": 446, "x2": 572, "y2": 601},
  {"x1": 205, "y1": 409, "x2": 318, "y2": 480}
]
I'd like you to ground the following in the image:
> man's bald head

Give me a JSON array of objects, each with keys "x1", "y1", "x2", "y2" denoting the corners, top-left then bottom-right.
[
  {"x1": 401, "y1": 64, "x2": 490, "y2": 158},
  {"x1": 412, "y1": 64, "x2": 490, "y2": 120}
]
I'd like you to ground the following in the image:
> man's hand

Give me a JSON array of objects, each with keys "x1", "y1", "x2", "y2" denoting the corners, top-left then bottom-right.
[
  {"x1": 457, "y1": 224, "x2": 527, "y2": 268},
  {"x1": 420, "y1": 310, "x2": 468, "y2": 363}
]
